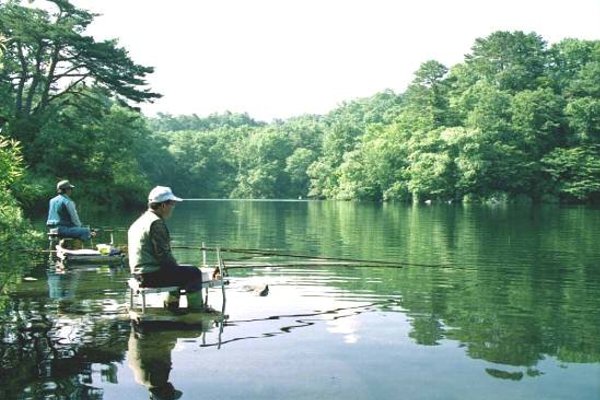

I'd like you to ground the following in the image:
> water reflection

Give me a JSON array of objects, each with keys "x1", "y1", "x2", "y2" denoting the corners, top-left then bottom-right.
[
  {"x1": 0, "y1": 259, "x2": 128, "y2": 400},
  {"x1": 128, "y1": 320, "x2": 214, "y2": 400},
  {"x1": 47, "y1": 267, "x2": 78, "y2": 301},
  {"x1": 0, "y1": 305, "x2": 128, "y2": 399},
  {"x1": 213, "y1": 293, "x2": 402, "y2": 347},
  {"x1": 7, "y1": 202, "x2": 600, "y2": 399}
]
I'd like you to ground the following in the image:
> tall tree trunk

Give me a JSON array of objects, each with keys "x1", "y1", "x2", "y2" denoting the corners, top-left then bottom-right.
[
  {"x1": 23, "y1": 40, "x2": 45, "y2": 116},
  {"x1": 38, "y1": 43, "x2": 61, "y2": 112},
  {"x1": 14, "y1": 41, "x2": 27, "y2": 116}
]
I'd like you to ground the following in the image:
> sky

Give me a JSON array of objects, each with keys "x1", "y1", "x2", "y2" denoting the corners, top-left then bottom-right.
[{"x1": 66, "y1": 0, "x2": 600, "y2": 122}]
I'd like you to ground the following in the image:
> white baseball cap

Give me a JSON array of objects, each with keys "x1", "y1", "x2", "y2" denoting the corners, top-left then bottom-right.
[
  {"x1": 148, "y1": 186, "x2": 183, "y2": 204},
  {"x1": 57, "y1": 180, "x2": 75, "y2": 191}
]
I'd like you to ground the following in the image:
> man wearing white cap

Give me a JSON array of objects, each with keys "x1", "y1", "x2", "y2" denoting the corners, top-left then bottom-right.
[
  {"x1": 46, "y1": 180, "x2": 94, "y2": 241},
  {"x1": 128, "y1": 186, "x2": 205, "y2": 312}
]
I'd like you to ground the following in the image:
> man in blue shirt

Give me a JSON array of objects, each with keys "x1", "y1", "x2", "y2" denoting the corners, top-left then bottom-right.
[{"x1": 46, "y1": 180, "x2": 94, "y2": 241}]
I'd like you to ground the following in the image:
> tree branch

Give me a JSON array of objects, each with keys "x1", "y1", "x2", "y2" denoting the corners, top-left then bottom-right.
[
  {"x1": 45, "y1": 76, "x2": 87, "y2": 105},
  {"x1": 39, "y1": 40, "x2": 62, "y2": 111},
  {"x1": 51, "y1": 64, "x2": 89, "y2": 81}
]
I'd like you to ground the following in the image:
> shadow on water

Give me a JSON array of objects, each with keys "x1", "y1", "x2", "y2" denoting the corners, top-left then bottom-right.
[{"x1": 204, "y1": 299, "x2": 401, "y2": 348}]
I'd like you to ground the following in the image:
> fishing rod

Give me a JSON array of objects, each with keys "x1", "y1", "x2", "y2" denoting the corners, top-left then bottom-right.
[
  {"x1": 172, "y1": 245, "x2": 453, "y2": 269},
  {"x1": 223, "y1": 261, "x2": 402, "y2": 269},
  {"x1": 92, "y1": 227, "x2": 128, "y2": 233},
  {"x1": 33, "y1": 227, "x2": 452, "y2": 269}
]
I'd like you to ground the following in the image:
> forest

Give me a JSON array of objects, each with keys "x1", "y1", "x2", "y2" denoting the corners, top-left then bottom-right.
[{"x1": 1, "y1": 0, "x2": 600, "y2": 242}]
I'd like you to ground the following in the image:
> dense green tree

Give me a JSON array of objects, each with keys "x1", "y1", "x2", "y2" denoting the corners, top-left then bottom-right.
[
  {"x1": 133, "y1": 131, "x2": 176, "y2": 193},
  {"x1": 27, "y1": 88, "x2": 152, "y2": 208},
  {"x1": 0, "y1": 0, "x2": 159, "y2": 160},
  {"x1": 542, "y1": 145, "x2": 600, "y2": 202},
  {"x1": 546, "y1": 39, "x2": 599, "y2": 93},
  {"x1": 335, "y1": 148, "x2": 374, "y2": 200},
  {"x1": 0, "y1": 135, "x2": 24, "y2": 203},
  {"x1": 0, "y1": 23, "x2": 597, "y2": 206},
  {"x1": 565, "y1": 60, "x2": 600, "y2": 98},
  {"x1": 138, "y1": 33, "x2": 600, "y2": 204},
  {"x1": 307, "y1": 92, "x2": 402, "y2": 199},
  {"x1": 144, "y1": 113, "x2": 325, "y2": 199},
  {"x1": 406, "y1": 132, "x2": 456, "y2": 201},
  {"x1": 464, "y1": 31, "x2": 547, "y2": 92},
  {"x1": 162, "y1": 127, "x2": 245, "y2": 198},
  {"x1": 401, "y1": 60, "x2": 451, "y2": 130},
  {"x1": 363, "y1": 126, "x2": 412, "y2": 201},
  {"x1": 564, "y1": 97, "x2": 600, "y2": 144},
  {"x1": 461, "y1": 82, "x2": 513, "y2": 139},
  {"x1": 233, "y1": 127, "x2": 294, "y2": 198},
  {"x1": 285, "y1": 148, "x2": 317, "y2": 198},
  {"x1": 307, "y1": 120, "x2": 362, "y2": 199},
  {"x1": 272, "y1": 114, "x2": 326, "y2": 152},
  {"x1": 510, "y1": 88, "x2": 564, "y2": 155},
  {"x1": 0, "y1": 135, "x2": 38, "y2": 246},
  {"x1": 326, "y1": 90, "x2": 403, "y2": 127},
  {"x1": 147, "y1": 111, "x2": 264, "y2": 133}
]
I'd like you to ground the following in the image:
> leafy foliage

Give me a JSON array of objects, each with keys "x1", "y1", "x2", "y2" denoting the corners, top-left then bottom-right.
[
  {"x1": 141, "y1": 30, "x2": 600, "y2": 204},
  {"x1": 0, "y1": 135, "x2": 39, "y2": 254},
  {"x1": 542, "y1": 145, "x2": 600, "y2": 202},
  {"x1": 1, "y1": 7, "x2": 599, "y2": 208},
  {"x1": 0, "y1": 0, "x2": 159, "y2": 159}
]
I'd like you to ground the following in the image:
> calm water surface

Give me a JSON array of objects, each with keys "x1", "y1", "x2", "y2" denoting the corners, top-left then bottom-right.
[{"x1": 2, "y1": 200, "x2": 600, "y2": 399}]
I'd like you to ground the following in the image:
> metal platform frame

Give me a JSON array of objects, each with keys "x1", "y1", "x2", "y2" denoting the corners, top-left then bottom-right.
[{"x1": 128, "y1": 248, "x2": 227, "y2": 314}]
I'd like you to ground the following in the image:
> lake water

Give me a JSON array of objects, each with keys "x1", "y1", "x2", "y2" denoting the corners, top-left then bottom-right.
[{"x1": 2, "y1": 200, "x2": 600, "y2": 399}]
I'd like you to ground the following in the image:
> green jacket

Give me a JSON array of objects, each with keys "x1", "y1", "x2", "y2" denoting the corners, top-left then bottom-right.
[{"x1": 128, "y1": 210, "x2": 178, "y2": 275}]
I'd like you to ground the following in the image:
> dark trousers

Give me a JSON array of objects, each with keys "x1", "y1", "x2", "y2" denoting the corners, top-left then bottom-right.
[{"x1": 137, "y1": 265, "x2": 203, "y2": 292}]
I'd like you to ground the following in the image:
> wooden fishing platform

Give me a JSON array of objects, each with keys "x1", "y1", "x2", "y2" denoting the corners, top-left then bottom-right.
[
  {"x1": 55, "y1": 245, "x2": 126, "y2": 266},
  {"x1": 48, "y1": 230, "x2": 126, "y2": 267}
]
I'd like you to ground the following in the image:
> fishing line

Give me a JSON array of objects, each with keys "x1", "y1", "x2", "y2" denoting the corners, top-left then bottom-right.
[
  {"x1": 172, "y1": 245, "x2": 453, "y2": 269},
  {"x1": 32, "y1": 228, "x2": 453, "y2": 269}
]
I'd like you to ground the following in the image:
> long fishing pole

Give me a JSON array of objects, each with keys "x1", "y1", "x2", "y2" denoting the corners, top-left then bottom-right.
[
  {"x1": 93, "y1": 227, "x2": 128, "y2": 233},
  {"x1": 172, "y1": 245, "x2": 452, "y2": 269},
  {"x1": 223, "y1": 261, "x2": 402, "y2": 269},
  {"x1": 33, "y1": 227, "x2": 452, "y2": 269}
]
